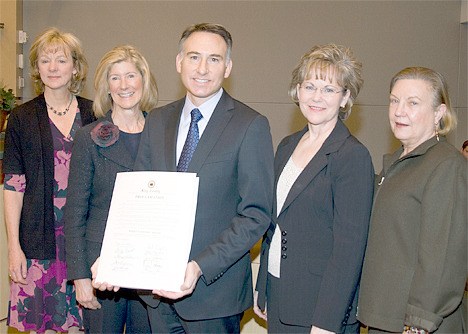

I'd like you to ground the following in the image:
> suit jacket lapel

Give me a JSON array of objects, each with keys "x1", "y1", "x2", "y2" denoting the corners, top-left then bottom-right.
[
  {"x1": 95, "y1": 112, "x2": 134, "y2": 170},
  {"x1": 278, "y1": 119, "x2": 351, "y2": 217},
  {"x1": 165, "y1": 100, "x2": 184, "y2": 171},
  {"x1": 186, "y1": 92, "x2": 234, "y2": 173}
]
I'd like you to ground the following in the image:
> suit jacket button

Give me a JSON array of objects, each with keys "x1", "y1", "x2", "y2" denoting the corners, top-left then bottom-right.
[
  {"x1": 281, "y1": 230, "x2": 287, "y2": 236},
  {"x1": 281, "y1": 238, "x2": 287, "y2": 244},
  {"x1": 282, "y1": 246, "x2": 287, "y2": 251},
  {"x1": 281, "y1": 253, "x2": 287, "y2": 259}
]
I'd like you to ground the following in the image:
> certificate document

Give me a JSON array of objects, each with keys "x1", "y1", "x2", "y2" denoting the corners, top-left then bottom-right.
[{"x1": 95, "y1": 171, "x2": 199, "y2": 291}]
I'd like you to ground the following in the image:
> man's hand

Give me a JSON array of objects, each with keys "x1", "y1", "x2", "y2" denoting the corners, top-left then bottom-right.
[
  {"x1": 153, "y1": 261, "x2": 202, "y2": 299},
  {"x1": 311, "y1": 326, "x2": 335, "y2": 334},
  {"x1": 74, "y1": 278, "x2": 101, "y2": 310},
  {"x1": 91, "y1": 257, "x2": 120, "y2": 292},
  {"x1": 253, "y1": 290, "x2": 267, "y2": 320}
]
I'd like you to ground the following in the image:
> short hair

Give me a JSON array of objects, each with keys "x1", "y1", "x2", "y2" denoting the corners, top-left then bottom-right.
[
  {"x1": 93, "y1": 45, "x2": 159, "y2": 118},
  {"x1": 178, "y1": 23, "x2": 233, "y2": 62},
  {"x1": 462, "y1": 140, "x2": 468, "y2": 150},
  {"x1": 29, "y1": 27, "x2": 88, "y2": 95},
  {"x1": 389, "y1": 67, "x2": 457, "y2": 135},
  {"x1": 289, "y1": 44, "x2": 363, "y2": 120}
]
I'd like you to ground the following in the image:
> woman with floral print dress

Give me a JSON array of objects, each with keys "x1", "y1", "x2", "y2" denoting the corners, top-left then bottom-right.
[{"x1": 3, "y1": 27, "x2": 95, "y2": 333}]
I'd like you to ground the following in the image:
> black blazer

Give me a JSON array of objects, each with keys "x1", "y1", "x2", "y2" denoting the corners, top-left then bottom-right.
[
  {"x1": 256, "y1": 119, "x2": 374, "y2": 333},
  {"x1": 135, "y1": 91, "x2": 275, "y2": 320},
  {"x1": 3, "y1": 94, "x2": 94, "y2": 259},
  {"x1": 64, "y1": 111, "x2": 138, "y2": 280}
]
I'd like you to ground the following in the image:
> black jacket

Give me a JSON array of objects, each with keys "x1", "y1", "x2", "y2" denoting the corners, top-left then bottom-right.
[
  {"x1": 256, "y1": 119, "x2": 375, "y2": 333},
  {"x1": 65, "y1": 111, "x2": 143, "y2": 280},
  {"x1": 3, "y1": 94, "x2": 94, "y2": 259}
]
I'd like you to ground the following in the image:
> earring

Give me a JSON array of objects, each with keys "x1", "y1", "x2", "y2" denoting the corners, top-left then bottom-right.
[{"x1": 435, "y1": 123, "x2": 440, "y2": 142}]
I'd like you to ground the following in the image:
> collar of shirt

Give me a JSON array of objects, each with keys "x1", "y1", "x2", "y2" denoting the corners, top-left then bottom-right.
[{"x1": 176, "y1": 88, "x2": 224, "y2": 161}]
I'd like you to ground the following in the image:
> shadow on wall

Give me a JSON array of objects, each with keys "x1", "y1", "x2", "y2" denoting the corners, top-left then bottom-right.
[{"x1": 346, "y1": 104, "x2": 364, "y2": 135}]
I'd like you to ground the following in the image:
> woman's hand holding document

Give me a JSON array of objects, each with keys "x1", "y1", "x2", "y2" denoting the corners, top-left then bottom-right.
[{"x1": 94, "y1": 171, "x2": 199, "y2": 292}]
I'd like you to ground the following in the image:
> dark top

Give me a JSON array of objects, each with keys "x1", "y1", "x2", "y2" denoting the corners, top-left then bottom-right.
[
  {"x1": 3, "y1": 94, "x2": 94, "y2": 259},
  {"x1": 65, "y1": 111, "x2": 145, "y2": 280},
  {"x1": 120, "y1": 131, "x2": 141, "y2": 161},
  {"x1": 358, "y1": 137, "x2": 467, "y2": 333},
  {"x1": 135, "y1": 91, "x2": 275, "y2": 320},
  {"x1": 256, "y1": 119, "x2": 375, "y2": 333}
]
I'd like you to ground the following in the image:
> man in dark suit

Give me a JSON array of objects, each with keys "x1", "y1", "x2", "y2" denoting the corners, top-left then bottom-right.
[{"x1": 135, "y1": 23, "x2": 274, "y2": 333}]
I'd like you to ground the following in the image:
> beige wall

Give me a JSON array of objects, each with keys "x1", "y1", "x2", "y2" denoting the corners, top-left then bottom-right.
[
  {"x1": 0, "y1": 0, "x2": 17, "y2": 92},
  {"x1": 20, "y1": 1, "x2": 467, "y2": 171},
  {"x1": 0, "y1": 0, "x2": 23, "y2": 97},
  {"x1": 0, "y1": 0, "x2": 466, "y2": 332}
]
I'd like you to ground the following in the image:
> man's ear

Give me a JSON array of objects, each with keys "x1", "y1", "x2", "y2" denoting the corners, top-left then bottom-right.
[
  {"x1": 176, "y1": 53, "x2": 183, "y2": 74},
  {"x1": 224, "y1": 59, "x2": 233, "y2": 79}
]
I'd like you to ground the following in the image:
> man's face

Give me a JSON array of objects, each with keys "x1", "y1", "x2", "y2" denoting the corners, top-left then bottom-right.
[{"x1": 176, "y1": 31, "x2": 232, "y2": 106}]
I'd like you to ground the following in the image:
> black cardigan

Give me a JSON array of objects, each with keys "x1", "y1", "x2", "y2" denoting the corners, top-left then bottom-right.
[{"x1": 3, "y1": 94, "x2": 95, "y2": 259}]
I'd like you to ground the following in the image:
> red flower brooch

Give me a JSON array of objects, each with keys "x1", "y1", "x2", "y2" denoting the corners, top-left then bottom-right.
[{"x1": 90, "y1": 121, "x2": 119, "y2": 147}]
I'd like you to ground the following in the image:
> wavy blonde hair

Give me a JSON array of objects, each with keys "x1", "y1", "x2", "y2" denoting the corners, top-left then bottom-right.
[
  {"x1": 93, "y1": 45, "x2": 158, "y2": 118},
  {"x1": 29, "y1": 27, "x2": 88, "y2": 95},
  {"x1": 289, "y1": 44, "x2": 363, "y2": 120}
]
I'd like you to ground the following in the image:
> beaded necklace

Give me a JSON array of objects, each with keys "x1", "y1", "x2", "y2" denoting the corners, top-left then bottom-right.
[{"x1": 46, "y1": 94, "x2": 73, "y2": 116}]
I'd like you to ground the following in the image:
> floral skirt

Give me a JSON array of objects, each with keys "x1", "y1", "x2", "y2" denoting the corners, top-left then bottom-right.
[{"x1": 7, "y1": 258, "x2": 82, "y2": 333}]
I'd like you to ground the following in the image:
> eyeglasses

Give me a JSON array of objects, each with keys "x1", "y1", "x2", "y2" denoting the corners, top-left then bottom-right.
[{"x1": 300, "y1": 84, "x2": 346, "y2": 97}]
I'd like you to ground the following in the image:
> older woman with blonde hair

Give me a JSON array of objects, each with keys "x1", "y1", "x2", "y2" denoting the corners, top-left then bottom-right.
[
  {"x1": 254, "y1": 44, "x2": 374, "y2": 334},
  {"x1": 64, "y1": 45, "x2": 158, "y2": 333},
  {"x1": 358, "y1": 67, "x2": 467, "y2": 333},
  {"x1": 4, "y1": 27, "x2": 94, "y2": 333}
]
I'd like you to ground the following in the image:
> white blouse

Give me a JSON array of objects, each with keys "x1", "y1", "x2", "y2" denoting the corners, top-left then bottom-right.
[{"x1": 268, "y1": 156, "x2": 303, "y2": 278}]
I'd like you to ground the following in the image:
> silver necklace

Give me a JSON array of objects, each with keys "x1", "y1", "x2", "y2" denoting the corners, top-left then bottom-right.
[{"x1": 46, "y1": 94, "x2": 73, "y2": 116}]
